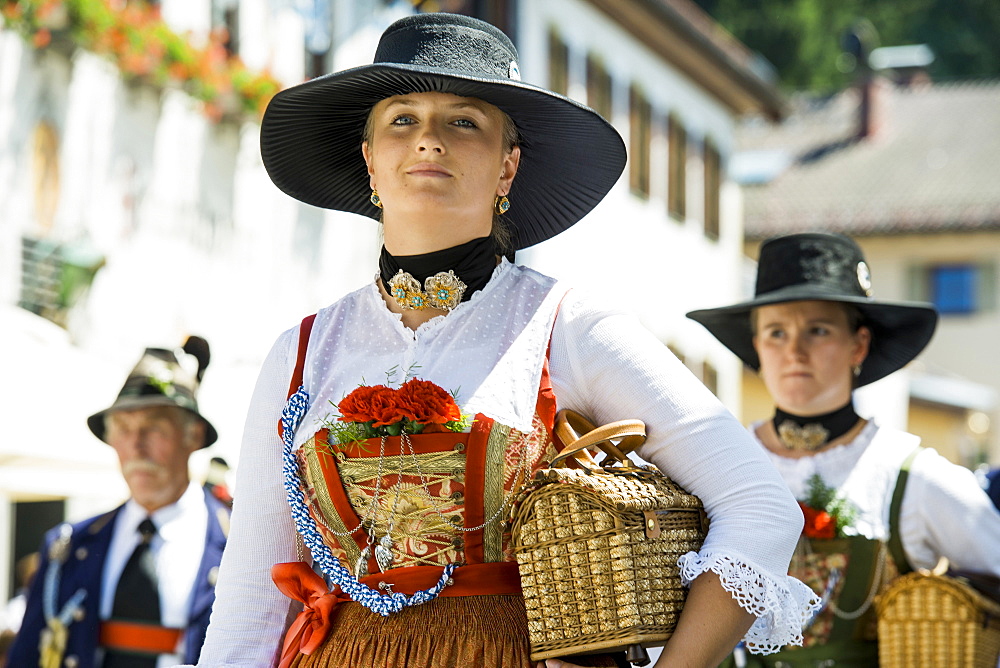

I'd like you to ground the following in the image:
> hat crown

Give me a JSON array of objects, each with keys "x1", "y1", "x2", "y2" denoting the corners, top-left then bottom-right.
[
  {"x1": 88, "y1": 337, "x2": 218, "y2": 447},
  {"x1": 116, "y1": 347, "x2": 200, "y2": 411},
  {"x1": 374, "y1": 13, "x2": 520, "y2": 81},
  {"x1": 756, "y1": 233, "x2": 873, "y2": 300}
]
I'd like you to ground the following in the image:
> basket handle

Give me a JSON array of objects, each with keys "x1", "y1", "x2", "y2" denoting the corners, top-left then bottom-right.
[{"x1": 551, "y1": 409, "x2": 646, "y2": 469}]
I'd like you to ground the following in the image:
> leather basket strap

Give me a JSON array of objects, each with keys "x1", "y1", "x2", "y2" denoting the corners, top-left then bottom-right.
[{"x1": 552, "y1": 409, "x2": 646, "y2": 468}]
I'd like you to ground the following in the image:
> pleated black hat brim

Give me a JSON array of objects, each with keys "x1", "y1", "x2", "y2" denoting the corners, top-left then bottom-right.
[
  {"x1": 686, "y1": 285, "x2": 938, "y2": 387},
  {"x1": 260, "y1": 63, "x2": 627, "y2": 250}
]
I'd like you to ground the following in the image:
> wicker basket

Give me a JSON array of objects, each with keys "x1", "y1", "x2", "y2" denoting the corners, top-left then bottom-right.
[
  {"x1": 510, "y1": 410, "x2": 707, "y2": 665},
  {"x1": 876, "y1": 568, "x2": 1000, "y2": 668}
]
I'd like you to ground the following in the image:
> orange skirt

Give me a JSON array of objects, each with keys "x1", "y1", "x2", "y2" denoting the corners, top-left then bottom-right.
[{"x1": 289, "y1": 594, "x2": 622, "y2": 668}]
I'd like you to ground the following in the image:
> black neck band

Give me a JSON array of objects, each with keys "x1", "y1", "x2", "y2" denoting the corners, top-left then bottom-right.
[
  {"x1": 772, "y1": 401, "x2": 860, "y2": 449},
  {"x1": 378, "y1": 237, "x2": 497, "y2": 304}
]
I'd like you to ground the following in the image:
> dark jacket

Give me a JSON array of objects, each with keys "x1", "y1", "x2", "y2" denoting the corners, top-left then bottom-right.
[
  {"x1": 987, "y1": 468, "x2": 1000, "y2": 512},
  {"x1": 8, "y1": 488, "x2": 229, "y2": 668}
]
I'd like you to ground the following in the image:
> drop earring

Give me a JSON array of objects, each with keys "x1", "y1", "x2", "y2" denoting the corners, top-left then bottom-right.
[
  {"x1": 494, "y1": 195, "x2": 510, "y2": 215},
  {"x1": 370, "y1": 189, "x2": 382, "y2": 208}
]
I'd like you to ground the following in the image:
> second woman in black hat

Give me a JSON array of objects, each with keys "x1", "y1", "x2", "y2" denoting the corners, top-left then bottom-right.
[
  {"x1": 189, "y1": 13, "x2": 818, "y2": 668},
  {"x1": 688, "y1": 232, "x2": 1000, "y2": 666}
]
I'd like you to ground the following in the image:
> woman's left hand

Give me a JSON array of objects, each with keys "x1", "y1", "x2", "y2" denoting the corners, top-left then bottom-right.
[{"x1": 535, "y1": 660, "x2": 587, "y2": 668}]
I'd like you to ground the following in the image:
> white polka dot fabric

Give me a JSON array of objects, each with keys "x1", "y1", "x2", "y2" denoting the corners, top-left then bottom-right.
[{"x1": 297, "y1": 260, "x2": 563, "y2": 443}]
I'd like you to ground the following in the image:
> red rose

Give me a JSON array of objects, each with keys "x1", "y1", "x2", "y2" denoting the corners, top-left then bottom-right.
[
  {"x1": 338, "y1": 385, "x2": 407, "y2": 427},
  {"x1": 396, "y1": 379, "x2": 461, "y2": 425},
  {"x1": 799, "y1": 501, "x2": 836, "y2": 539}
]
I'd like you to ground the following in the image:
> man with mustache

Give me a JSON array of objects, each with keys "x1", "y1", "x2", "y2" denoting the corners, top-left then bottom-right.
[{"x1": 8, "y1": 337, "x2": 230, "y2": 668}]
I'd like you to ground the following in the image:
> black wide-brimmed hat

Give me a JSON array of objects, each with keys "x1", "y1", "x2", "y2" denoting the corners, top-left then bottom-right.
[
  {"x1": 686, "y1": 233, "x2": 938, "y2": 386},
  {"x1": 259, "y1": 12, "x2": 626, "y2": 250},
  {"x1": 87, "y1": 336, "x2": 217, "y2": 448}
]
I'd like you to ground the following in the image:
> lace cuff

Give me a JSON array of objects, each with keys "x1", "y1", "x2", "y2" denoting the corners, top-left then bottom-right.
[{"x1": 678, "y1": 551, "x2": 821, "y2": 655}]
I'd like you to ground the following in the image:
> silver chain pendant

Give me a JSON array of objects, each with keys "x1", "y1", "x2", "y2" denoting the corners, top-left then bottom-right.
[
  {"x1": 375, "y1": 533, "x2": 395, "y2": 572},
  {"x1": 355, "y1": 543, "x2": 372, "y2": 578}
]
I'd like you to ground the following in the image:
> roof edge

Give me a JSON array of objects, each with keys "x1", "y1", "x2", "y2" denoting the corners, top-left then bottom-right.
[{"x1": 584, "y1": 0, "x2": 786, "y2": 120}]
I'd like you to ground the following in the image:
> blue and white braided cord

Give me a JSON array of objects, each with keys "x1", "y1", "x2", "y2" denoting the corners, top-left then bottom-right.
[{"x1": 280, "y1": 386, "x2": 457, "y2": 616}]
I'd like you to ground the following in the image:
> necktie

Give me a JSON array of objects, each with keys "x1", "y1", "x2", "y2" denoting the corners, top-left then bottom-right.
[{"x1": 104, "y1": 517, "x2": 160, "y2": 668}]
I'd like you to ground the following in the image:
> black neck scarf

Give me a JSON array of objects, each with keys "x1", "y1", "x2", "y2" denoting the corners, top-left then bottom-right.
[
  {"x1": 772, "y1": 401, "x2": 861, "y2": 451},
  {"x1": 378, "y1": 237, "x2": 498, "y2": 304}
]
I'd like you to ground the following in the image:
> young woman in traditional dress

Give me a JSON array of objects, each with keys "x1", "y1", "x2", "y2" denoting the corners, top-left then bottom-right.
[
  {"x1": 188, "y1": 14, "x2": 819, "y2": 668},
  {"x1": 688, "y1": 232, "x2": 1000, "y2": 666}
]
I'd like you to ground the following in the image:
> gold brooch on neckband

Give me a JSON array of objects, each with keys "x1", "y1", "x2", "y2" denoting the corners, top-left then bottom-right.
[
  {"x1": 388, "y1": 269, "x2": 467, "y2": 311},
  {"x1": 776, "y1": 420, "x2": 830, "y2": 451}
]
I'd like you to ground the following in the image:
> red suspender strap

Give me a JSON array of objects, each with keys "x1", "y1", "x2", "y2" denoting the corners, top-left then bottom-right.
[
  {"x1": 288, "y1": 314, "x2": 317, "y2": 399},
  {"x1": 278, "y1": 314, "x2": 317, "y2": 439}
]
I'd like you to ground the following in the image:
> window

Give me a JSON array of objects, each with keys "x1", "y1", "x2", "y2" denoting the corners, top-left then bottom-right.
[
  {"x1": 211, "y1": 0, "x2": 240, "y2": 57},
  {"x1": 701, "y1": 360, "x2": 719, "y2": 396},
  {"x1": 586, "y1": 55, "x2": 613, "y2": 121},
  {"x1": 19, "y1": 236, "x2": 104, "y2": 328},
  {"x1": 704, "y1": 138, "x2": 721, "y2": 241},
  {"x1": 667, "y1": 114, "x2": 686, "y2": 219},
  {"x1": 548, "y1": 28, "x2": 569, "y2": 96},
  {"x1": 629, "y1": 85, "x2": 650, "y2": 198},
  {"x1": 932, "y1": 265, "x2": 976, "y2": 313},
  {"x1": 301, "y1": 0, "x2": 333, "y2": 78},
  {"x1": 222, "y1": 5, "x2": 239, "y2": 56},
  {"x1": 12, "y1": 500, "x2": 64, "y2": 596},
  {"x1": 306, "y1": 51, "x2": 331, "y2": 80},
  {"x1": 910, "y1": 262, "x2": 997, "y2": 315}
]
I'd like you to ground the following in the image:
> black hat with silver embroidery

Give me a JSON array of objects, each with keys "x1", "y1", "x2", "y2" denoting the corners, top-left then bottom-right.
[
  {"x1": 686, "y1": 233, "x2": 938, "y2": 386},
  {"x1": 259, "y1": 12, "x2": 625, "y2": 250}
]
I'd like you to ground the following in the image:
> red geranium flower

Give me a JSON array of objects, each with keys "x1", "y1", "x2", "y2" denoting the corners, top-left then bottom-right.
[
  {"x1": 338, "y1": 385, "x2": 408, "y2": 427},
  {"x1": 799, "y1": 501, "x2": 836, "y2": 539},
  {"x1": 396, "y1": 378, "x2": 461, "y2": 425}
]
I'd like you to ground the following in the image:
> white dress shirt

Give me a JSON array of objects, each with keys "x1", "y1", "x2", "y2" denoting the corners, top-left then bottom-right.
[{"x1": 103, "y1": 480, "x2": 208, "y2": 668}]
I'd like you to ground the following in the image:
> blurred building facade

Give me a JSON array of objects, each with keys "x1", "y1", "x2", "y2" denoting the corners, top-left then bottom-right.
[
  {"x1": 0, "y1": 0, "x2": 780, "y2": 601},
  {"x1": 518, "y1": 0, "x2": 782, "y2": 416},
  {"x1": 733, "y1": 73, "x2": 1000, "y2": 467}
]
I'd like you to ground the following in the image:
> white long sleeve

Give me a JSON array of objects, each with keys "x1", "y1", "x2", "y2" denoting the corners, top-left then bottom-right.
[
  {"x1": 193, "y1": 331, "x2": 301, "y2": 667},
  {"x1": 191, "y1": 264, "x2": 815, "y2": 665},
  {"x1": 903, "y1": 447, "x2": 1000, "y2": 574},
  {"x1": 549, "y1": 292, "x2": 816, "y2": 652}
]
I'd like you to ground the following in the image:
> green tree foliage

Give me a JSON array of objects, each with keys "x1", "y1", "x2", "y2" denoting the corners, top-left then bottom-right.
[{"x1": 694, "y1": 0, "x2": 1000, "y2": 92}]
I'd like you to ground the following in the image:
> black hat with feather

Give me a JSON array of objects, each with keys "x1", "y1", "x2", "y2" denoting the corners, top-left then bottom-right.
[{"x1": 87, "y1": 336, "x2": 217, "y2": 448}]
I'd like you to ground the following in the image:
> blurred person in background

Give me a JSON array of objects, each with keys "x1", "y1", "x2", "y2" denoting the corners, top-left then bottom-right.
[
  {"x1": 8, "y1": 337, "x2": 230, "y2": 668},
  {"x1": 203, "y1": 456, "x2": 233, "y2": 508},
  {"x1": 986, "y1": 468, "x2": 1000, "y2": 511},
  {"x1": 688, "y1": 232, "x2": 1000, "y2": 666}
]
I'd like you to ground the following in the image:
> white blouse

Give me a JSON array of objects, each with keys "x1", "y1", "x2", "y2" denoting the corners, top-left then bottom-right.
[
  {"x1": 189, "y1": 261, "x2": 818, "y2": 667},
  {"x1": 755, "y1": 419, "x2": 1000, "y2": 575}
]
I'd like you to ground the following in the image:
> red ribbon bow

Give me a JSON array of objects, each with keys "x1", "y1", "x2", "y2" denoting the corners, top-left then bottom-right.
[
  {"x1": 271, "y1": 562, "x2": 346, "y2": 668},
  {"x1": 271, "y1": 560, "x2": 523, "y2": 667}
]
